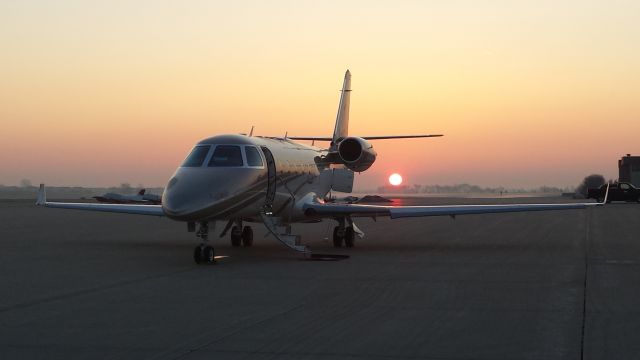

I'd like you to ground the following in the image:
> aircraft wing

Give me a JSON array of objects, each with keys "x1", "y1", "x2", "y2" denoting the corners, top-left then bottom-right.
[
  {"x1": 303, "y1": 201, "x2": 602, "y2": 219},
  {"x1": 303, "y1": 186, "x2": 608, "y2": 219},
  {"x1": 36, "y1": 184, "x2": 164, "y2": 216}
]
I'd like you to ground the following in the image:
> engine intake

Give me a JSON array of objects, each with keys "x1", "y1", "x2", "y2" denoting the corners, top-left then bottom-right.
[{"x1": 338, "y1": 137, "x2": 377, "y2": 172}]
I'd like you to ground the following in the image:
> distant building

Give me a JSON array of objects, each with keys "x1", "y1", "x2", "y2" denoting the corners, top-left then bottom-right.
[{"x1": 619, "y1": 154, "x2": 640, "y2": 187}]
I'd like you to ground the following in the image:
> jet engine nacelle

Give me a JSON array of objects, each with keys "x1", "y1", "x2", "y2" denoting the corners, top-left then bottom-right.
[{"x1": 337, "y1": 137, "x2": 377, "y2": 172}]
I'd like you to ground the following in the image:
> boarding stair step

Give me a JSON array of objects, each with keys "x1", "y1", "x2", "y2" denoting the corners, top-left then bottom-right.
[{"x1": 260, "y1": 212, "x2": 309, "y2": 253}]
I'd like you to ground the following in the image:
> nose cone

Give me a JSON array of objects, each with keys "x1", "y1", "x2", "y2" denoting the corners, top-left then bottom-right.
[
  {"x1": 162, "y1": 167, "x2": 265, "y2": 221},
  {"x1": 161, "y1": 176, "x2": 192, "y2": 219},
  {"x1": 162, "y1": 169, "x2": 220, "y2": 220}
]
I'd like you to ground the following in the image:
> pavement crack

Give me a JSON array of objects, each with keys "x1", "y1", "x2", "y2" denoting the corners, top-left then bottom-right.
[
  {"x1": 157, "y1": 302, "x2": 309, "y2": 360},
  {"x1": 0, "y1": 267, "x2": 196, "y2": 314}
]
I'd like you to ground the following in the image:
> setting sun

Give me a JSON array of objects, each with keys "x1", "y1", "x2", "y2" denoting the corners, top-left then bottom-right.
[{"x1": 389, "y1": 173, "x2": 403, "y2": 186}]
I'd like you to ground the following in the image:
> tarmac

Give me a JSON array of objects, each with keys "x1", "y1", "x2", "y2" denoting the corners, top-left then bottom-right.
[{"x1": 1, "y1": 197, "x2": 640, "y2": 359}]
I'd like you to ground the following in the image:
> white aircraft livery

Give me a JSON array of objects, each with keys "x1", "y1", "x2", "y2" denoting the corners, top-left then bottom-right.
[{"x1": 36, "y1": 70, "x2": 608, "y2": 264}]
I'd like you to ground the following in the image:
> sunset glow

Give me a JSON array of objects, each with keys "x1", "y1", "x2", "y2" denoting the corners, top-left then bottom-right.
[{"x1": 1, "y1": 1, "x2": 638, "y2": 189}]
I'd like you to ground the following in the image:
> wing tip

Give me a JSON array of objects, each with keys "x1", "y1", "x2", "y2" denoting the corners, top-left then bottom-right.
[
  {"x1": 36, "y1": 184, "x2": 46, "y2": 206},
  {"x1": 601, "y1": 183, "x2": 610, "y2": 204}
]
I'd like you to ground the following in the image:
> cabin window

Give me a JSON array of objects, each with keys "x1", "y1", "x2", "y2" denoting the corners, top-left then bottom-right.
[
  {"x1": 245, "y1": 146, "x2": 264, "y2": 167},
  {"x1": 181, "y1": 145, "x2": 210, "y2": 167},
  {"x1": 208, "y1": 145, "x2": 243, "y2": 167}
]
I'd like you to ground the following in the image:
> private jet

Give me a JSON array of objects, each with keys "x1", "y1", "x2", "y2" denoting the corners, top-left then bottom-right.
[
  {"x1": 36, "y1": 70, "x2": 608, "y2": 264},
  {"x1": 94, "y1": 188, "x2": 162, "y2": 205}
]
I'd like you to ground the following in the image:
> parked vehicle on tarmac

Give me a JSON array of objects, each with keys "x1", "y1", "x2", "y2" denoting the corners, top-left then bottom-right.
[{"x1": 588, "y1": 182, "x2": 640, "y2": 203}]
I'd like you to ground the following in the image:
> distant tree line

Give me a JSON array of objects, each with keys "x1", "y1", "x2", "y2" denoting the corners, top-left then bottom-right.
[
  {"x1": 574, "y1": 174, "x2": 607, "y2": 198},
  {"x1": 377, "y1": 183, "x2": 573, "y2": 194}
]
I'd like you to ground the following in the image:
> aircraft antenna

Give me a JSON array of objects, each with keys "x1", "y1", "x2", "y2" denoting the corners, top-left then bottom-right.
[{"x1": 249, "y1": 126, "x2": 254, "y2": 137}]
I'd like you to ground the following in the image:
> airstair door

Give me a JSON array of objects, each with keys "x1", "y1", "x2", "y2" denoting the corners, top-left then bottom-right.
[{"x1": 261, "y1": 146, "x2": 277, "y2": 209}]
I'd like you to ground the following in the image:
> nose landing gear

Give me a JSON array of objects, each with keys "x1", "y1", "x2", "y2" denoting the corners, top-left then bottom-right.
[{"x1": 193, "y1": 221, "x2": 216, "y2": 265}]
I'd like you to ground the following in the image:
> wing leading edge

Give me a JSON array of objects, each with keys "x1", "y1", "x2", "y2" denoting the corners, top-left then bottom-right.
[
  {"x1": 303, "y1": 201, "x2": 600, "y2": 219},
  {"x1": 36, "y1": 184, "x2": 164, "y2": 216}
]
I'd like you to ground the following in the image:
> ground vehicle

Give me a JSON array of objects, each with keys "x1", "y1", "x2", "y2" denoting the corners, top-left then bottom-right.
[{"x1": 588, "y1": 182, "x2": 640, "y2": 203}]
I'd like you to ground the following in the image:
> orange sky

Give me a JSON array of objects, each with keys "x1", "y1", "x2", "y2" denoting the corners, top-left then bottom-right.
[{"x1": 1, "y1": 1, "x2": 639, "y2": 189}]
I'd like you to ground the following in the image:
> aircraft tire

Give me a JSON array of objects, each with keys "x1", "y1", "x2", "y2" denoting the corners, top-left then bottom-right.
[
  {"x1": 193, "y1": 246, "x2": 203, "y2": 264},
  {"x1": 344, "y1": 227, "x2": 355, "y2": 248},
  {"x1": 203, "y1": 246, "x2": 216, "y2": 263},
  {"x1": 332, "y1": 226, "x2": 343, "y2": 248},
  {"x1": 231, "y1": 226, "x2": 242, "y2": 247},
  {"x1": 242, "y1": 226, "x2": 254, "y2": 247}
]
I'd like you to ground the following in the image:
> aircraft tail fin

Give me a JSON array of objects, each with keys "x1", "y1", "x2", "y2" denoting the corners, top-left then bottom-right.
[
  {"x1": 287, "y1": 70, "x2": 443, "y2": 145},
  {"x1": 331, "y1": 70, "x2": 351, "y2": 150}
]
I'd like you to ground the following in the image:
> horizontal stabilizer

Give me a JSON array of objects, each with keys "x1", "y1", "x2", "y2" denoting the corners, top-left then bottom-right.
[{"x1": 288, "y1": 134, "x2": 443, "y2": 141}]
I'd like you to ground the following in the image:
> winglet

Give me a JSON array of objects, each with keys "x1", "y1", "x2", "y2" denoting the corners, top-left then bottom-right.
[
  {"x1": 601, "y1": 183, "x2": 610, "y2": 204},
  {"x1": 36, "y1": 184, "x2": 47, "y2": 206}
]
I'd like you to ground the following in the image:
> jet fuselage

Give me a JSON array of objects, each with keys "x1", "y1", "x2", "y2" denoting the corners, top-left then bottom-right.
[{"x1": 162, "y1": 134, "x2": 330, "y2": 223}]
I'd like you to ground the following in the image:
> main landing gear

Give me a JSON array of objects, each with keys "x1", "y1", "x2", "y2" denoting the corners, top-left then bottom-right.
[
  {"x1": 332, "y1": 216, "x2": 360, "y2": 248},
  {"x1": 230, "y1": 221, "x2": 254, "y2": 247},
  {"x1": 333, "y1": 225, "x2": 355, "y2": 248},
  {"x1": 193, "y1": 221, "x2": 216, "y2": 265}
]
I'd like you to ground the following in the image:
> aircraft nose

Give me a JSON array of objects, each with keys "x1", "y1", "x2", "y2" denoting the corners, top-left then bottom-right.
[
  {"x1": 161, "y1": 167, "x2": 262, "y2": 220},
  {"x1": 162, "y1": 175, "x2": 209, "y2": 219},
  {"x1": 161, "y1": 186, "x2": 180, "y2": 218}
]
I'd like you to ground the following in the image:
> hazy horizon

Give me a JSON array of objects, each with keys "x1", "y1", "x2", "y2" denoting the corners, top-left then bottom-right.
[
  {"x1": 2, "y1": 1, "x2": 638, "y2": 189},
  {"x1": 0, "y1": 178, "x2": 580, "y2": 193}
]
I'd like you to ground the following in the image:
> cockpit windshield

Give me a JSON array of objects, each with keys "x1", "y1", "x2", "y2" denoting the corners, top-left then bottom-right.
[
  {"x1": 208, "y1": 145, "x2": 243, "y2": 167},
  {"x1": 245, "y1": 146, "x2": 264, "y2": 167},
  {"x1": 181, "y1": 145, "x2": 210, "y2": 167}
]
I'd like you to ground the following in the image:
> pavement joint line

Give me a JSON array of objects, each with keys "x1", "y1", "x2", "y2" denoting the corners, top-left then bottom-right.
[
  {"x1": 193, "y1": 347, "x2": 505, "y2": 360},
  {"x1": 579, "y1": 208, "x2": 592, "y2": 360}
]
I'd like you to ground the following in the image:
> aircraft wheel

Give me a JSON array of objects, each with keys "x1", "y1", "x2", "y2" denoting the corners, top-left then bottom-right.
[
  {"x1": 344, "y1": 227, "x2": 355, "y2": 248},
  {"x1": 242, "y1": 226, "x2": 254, "y2": 247},
  {"x1": 231, "y1": 226, "x2": 242, "y2": 247},
  {"x1": 332, "y1": 226, "x2": 344, "y2": 248},
  {"x1": 193, "y1": 246, "x2": 203, "y2": 264},
  {"x1": 203, "y1": 246, "x2": 216, "y2": 263}
]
